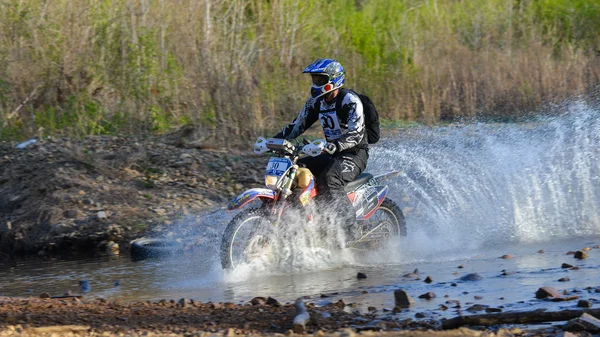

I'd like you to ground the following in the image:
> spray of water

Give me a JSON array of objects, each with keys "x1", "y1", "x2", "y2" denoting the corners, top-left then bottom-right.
[
  {"x1": 160, "y1": 101, "x2": 599, "y2": 280},
  {"x1": 369, "y1": 101, "x2": 599, "y2": 262}
]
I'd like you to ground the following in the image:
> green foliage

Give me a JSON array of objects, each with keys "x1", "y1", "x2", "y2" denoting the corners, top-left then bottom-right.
[
  {"x1": 531, "y1": 0, "x2": 600, "y2": 49},
  {"x1": 0, "y1": 0, "x2": 598, "y2": 141}
]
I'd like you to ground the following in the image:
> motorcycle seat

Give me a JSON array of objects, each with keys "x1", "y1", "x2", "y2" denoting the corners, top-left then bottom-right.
[{"x1": 344, "y1": 173, "x2": 373, "y2": 192}]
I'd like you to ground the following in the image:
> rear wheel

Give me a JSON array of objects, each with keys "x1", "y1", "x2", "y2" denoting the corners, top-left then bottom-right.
[
  {"x1": 220, "y1": 208, "x2": 278, "y2": 270},
  {"x1": 356, "y1": 198, "x2": 406, "y2": 248}
]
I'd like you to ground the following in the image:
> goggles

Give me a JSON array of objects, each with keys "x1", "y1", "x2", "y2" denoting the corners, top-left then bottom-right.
[{"x1": 311, "y1": 74, "x2": 329, "y2": 86}]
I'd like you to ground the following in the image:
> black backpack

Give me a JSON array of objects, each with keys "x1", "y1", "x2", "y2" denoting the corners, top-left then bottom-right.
[{"x1": 335, "y1": 88, "x2": 380, "y2": 144}]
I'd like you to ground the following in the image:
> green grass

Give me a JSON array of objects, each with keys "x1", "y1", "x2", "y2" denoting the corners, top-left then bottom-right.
[{"x1": 0, "y1": 0, "x2": 598, "y2": 142}]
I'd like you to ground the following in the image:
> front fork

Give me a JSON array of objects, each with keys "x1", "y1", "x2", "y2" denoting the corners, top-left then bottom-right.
[{"x1": 271, "y1": 164, "x2": 299, "y2": 227}]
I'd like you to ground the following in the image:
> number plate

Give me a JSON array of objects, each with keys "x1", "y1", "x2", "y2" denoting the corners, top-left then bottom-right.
[{"x1": 265, "y1": 157, "x2": 292, "y2": 177}]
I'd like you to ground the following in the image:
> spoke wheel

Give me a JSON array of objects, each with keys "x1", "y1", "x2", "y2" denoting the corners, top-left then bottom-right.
[
  {"x1": 220, "y1": 208, "x2": 277, "y2": 270},
  {"x1": 357, "y1": 198, "x2": 406, "y2": 249}
]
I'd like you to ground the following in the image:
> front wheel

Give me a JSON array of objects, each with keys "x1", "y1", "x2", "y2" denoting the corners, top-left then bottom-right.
[
  {"x1": 356, "y1": 198, "x2": 406, "y2": 248},
  {"x1": 220, "y1": 208, "x2": 278, "y2": 270}
]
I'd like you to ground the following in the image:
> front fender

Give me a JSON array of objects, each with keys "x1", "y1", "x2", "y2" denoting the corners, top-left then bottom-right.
[{"x1": 227, "y1": 188, "x2": 277, "y2": 210}]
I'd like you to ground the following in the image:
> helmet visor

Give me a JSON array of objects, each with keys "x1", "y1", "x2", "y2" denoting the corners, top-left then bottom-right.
[{"x1": 311, "y1": 74, "x2": 329, "y2": 87}]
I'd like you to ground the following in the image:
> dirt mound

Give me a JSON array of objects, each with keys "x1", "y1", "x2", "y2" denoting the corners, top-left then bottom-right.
[{"x1": 0, "y1": 136, "x2": 264, "y2": 257}]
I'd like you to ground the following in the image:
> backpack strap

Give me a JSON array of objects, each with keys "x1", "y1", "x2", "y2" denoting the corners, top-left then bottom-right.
[{"x1": 335, "y1": 88, "x2": 351, "y2": 120}]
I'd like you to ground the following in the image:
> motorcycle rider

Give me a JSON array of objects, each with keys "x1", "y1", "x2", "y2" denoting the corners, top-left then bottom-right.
[{"x1": 274, "y1": 58, "x2": 368, "y2": 243}]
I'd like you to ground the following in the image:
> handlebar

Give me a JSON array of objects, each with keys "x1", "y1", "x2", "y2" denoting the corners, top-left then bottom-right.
[{"x1": 254, "y1": 137, "x2": 325, "y2": 158}]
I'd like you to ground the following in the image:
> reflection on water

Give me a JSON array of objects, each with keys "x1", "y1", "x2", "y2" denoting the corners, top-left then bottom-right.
[{"x1": 1, "y1": 236, "x2": 599, "y2": 320}]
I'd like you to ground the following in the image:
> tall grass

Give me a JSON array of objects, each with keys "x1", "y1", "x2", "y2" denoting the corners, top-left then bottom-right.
[{"x1": 0, "y1": 0, "x2": 598, "y2": 142}]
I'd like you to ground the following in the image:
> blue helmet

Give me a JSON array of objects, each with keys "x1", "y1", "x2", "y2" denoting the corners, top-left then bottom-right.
[{"x1": 303, "y1": 59, "x2": 345, "y2": 99}]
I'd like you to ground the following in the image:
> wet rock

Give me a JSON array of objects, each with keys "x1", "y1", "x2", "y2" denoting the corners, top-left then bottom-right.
[
  {"x1": 536, "y1": 286, "x2": 562, "y2": 299},
  {"x1": 418, "y1": 292, "x2": 436, "y2": 299},
  {"x1": 562, "y1": 263, "x2": 574, "y2": 268},
  {"x1": 394, "y1": 289, "x2": 415, "y2": 308},
  {"x1": 458, "y1": 265, "x2": 464, "y2": 268},
  {"x1": 424, "y1": 276, "x2": 433, "y2": 284},
  {"x1": 250, "y1": 297, "x2": 266, "y2": 305},
  {"x1": 466, "y1": 304, "x2": 488, "y2": 312},
  {"x1": 552, "y1": 295, "x2": 580, "y2": 302},
  {"x1": 415, "y1": 312, "x2": 427, "y2": 318},
  {"x1": 210, "y1": 302, "x2": 223, "y2": 309},
  {"x1": 334, "y1": 299, "x2": 345, "y2": 308},
  {"x1": 558, "y1": 277, "x2": 571, "y2": 282},
  {"x1": 459, "y1": 273, "x2": 483, "y2": 281},
  {"x1": 501, "y1": 270, "x2": 517, "y2": 276},
  {"x1": 266, "y1": 297, "x2": 281, "y2": 307},
  {"x1": 538, "y1": 249, "x2": 545, "y2": 253},
  {"x1": 451, "y1": 283, "x2": 458, "y2": 287},
  {"x1": 571, "y1": 266, "x2": 580, "y2": 270},
  {"x1": 63, "y1": 209, "x2": 79, "y2": 218},
  {"x1": 357, "y1": 272, "x2": 367, "y2": 279},
  {"x1": 177, "y1": 298, "x2": 190, "y2": 308},
  {"x1": 567, "y1": 251, "x2": 577, "y2": 255},
  {"x1": 485, "y1": 307, "x2": 503, "y2": 313},
  {"x1": 500, "y1": 254, "x2": 515, "y2": 259},
  {"x1": 39, "y1": 293, "x2": 51, "y2": 299},
  {"x1": 577, "y1": 300, "x2": 593, "y2": 308},
  {"x1": 51, "y1": 223, "x2": 74, "y2": 235},
  {"x1": 474, "y1": 295, "x2": 483, "y2": 300},
  {"x1": 563, "y1": 313, "x2": 600, "y2": 333},
  {"x1": 106, "y1": 241, "x2": 119, "y2": 255},
  {"x1": 402, "y1": 269, "x2": 419, "y2": 278},
  {"x1": 575, "y1": 251, "x2": 589, "y2": 259}
]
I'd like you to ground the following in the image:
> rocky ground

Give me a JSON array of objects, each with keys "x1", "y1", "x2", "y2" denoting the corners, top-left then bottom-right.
[
  {"x1": 0, "y1": 131, "x2": 264, "y2": 257},
  {"x1": 0, "y1": 296, "x2": 579, "y2": 337}
]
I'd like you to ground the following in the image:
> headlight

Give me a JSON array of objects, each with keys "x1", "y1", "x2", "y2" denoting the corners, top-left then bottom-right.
[{"x1": 265, "y1": 175, "x2": 279, "y2": 189}]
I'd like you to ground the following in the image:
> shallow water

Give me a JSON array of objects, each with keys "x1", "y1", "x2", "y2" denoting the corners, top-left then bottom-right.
[
  {"x1": 1, "y1": 237, "x2": 599, "y2": 320},
  {"x1": 1, "y1": 101, "x2": 598, "y2": 320}
]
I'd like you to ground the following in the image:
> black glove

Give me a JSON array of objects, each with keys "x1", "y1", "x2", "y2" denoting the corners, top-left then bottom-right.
[{"x1": 323, "y1": 142, "x2": 338, "y2": 155}]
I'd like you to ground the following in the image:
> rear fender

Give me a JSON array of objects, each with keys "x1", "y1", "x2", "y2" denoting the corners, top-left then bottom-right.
[
  {"x1": 227, "y1": 188, "x2": 277, "y2": 210},
  {"x1": 372, "y1": 171, "x2": 404, "y2": 184},
  {"x1": 359, "y1": 186, "x2": 388, "y2": 220}
]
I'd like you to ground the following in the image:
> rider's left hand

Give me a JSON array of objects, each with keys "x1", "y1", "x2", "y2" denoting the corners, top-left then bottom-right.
[{"x1": 323, "y1": 142, "x2": 338, "y2": 155}]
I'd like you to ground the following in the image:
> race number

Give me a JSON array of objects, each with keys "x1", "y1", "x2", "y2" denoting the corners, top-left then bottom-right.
[{"x1": 265, "y1": 157, "x2": 292, "y2": 177}]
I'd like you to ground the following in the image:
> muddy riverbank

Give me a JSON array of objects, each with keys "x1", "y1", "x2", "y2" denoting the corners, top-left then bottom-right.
[{"x1": 0, "y1": 133, "x2": 264, "y2": 257}]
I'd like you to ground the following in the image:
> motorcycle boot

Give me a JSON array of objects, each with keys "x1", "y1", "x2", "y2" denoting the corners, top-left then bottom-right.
[{"x1": 329, "y1": 189, "x2": 362, "y2": 246}]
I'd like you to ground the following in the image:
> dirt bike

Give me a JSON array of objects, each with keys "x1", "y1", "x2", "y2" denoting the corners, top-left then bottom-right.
[{"x1": 220, "y1": 137, "x2": 406, "y2": 270}]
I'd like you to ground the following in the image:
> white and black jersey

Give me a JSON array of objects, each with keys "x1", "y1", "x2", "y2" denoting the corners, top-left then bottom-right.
[{"x1": 275, "y1": 90, "x2": 367, "y2": 151}]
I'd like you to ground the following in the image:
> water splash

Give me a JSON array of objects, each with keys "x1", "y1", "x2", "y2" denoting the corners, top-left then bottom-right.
[
  {"x1": 371, "y1": 101, "x2": 599, "y2": 259},
  {"x1": 162, "y1": 101, "x2": 599, "y2": 275}
]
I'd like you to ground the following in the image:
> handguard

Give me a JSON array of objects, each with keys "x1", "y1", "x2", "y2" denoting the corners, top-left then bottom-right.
[
  {"x1": 254, "y1": 137, "x2": 268, "y2": 154},
  {"x1": 301, "y1": 139, "x2": 327, "y2": 157}
]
